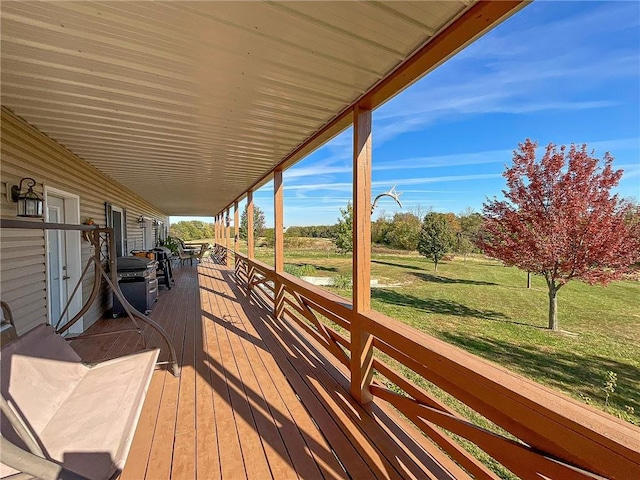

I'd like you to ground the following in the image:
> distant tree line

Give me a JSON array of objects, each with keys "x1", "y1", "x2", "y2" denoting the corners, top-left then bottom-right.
[
  {"x1": 331, "y1": 204, "x2": 483, "y2": 257},
  {"x1": 286, "y1": 224, "x2": 337, "y2": 239},
  {"x1": 169, "y1": 220, "x2": 215, "y2": 240}
]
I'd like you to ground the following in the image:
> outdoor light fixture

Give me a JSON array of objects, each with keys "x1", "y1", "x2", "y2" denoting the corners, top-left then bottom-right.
[
  {"x1": 11, "y1": 177, "x2": 44, "y2": 218},
  {"x1": 137, "y1": 216, "x2": 146, "y2": 228}
]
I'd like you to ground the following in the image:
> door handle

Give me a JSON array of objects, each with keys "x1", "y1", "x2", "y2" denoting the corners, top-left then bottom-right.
[{"x1": 62, "y1": 275, "x2": 71, "y2": 280}]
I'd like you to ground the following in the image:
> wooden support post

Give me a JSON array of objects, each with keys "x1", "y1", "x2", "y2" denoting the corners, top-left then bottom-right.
[
  {"x1": 219, "y1": 214, "x2": 223, "y2": 246},
  {"x1": 274, "y1": 169, "x2": 284, "y2": 273},
  {"x1": 350, "y1": 104, "x2": 374, "y2": 405},
  {"x1": 247, "y1": 191, "x2": 255, "y2": 259},
  {"x1": 214, "y1": 214, "x2": 218, "y2": 245},
  {"x1": 274, "y1": 169, "x2": 285, "y2": 318},
  {"x1": 234, "y1": 201, "x2": 239, "y2": 255},
  {"x1": 225, "y1": 208, "x2": 231, "y2": 250},
  {"x1": 219, "y1": 214, "x2": 223, "y2": 247}
]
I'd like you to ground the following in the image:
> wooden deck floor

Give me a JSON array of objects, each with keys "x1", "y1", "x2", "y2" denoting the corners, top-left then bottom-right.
[{"x1": 72, "y1": 259, "x2": 456, "y2": 480}]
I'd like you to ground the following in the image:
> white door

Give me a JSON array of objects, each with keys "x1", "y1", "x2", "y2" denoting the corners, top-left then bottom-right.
[
  {"x1": 143, "y1": 218, "x2": 154, "y2": 250},
  {"x1": 46, "y1": 190, "x2": 83, "y2": 334},
  {"x1": 47, "y1": 198, "x2": 66, "y2": 327}
]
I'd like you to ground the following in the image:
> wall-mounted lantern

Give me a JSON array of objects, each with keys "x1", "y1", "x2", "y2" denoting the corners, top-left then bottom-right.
[
  {"x1": 137, "y1": 216, "x2": 146, "y2": 228},
  {"x1": 11, "y1": 177, "x2": 44, "y2": 218}
]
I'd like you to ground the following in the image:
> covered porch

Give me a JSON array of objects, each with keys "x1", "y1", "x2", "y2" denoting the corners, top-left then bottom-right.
[
  {"x1": 71, "y1": 255, "x2": 638, "y2": 480},
  {"x1": 1, "y1": 1, "x2": 639, "y2": 478}
]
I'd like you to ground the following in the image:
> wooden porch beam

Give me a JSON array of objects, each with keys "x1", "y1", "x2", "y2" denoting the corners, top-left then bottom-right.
[
  {"x1": 350, "y1": 104, "x2": 373, "y2": 405},
  {"x1": 247, "y1": 190, "x2": 254, "y2": 259}
]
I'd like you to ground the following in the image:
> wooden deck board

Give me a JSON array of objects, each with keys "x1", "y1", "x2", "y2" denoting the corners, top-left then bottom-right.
[
  {"x1": 72, "y1": 259, "x2": 456, "y2": 480},
  {"x1": 210, "y1": 279, "x2": 273, "y2": 480},
  {"x1": 200, "y1": 267, "x2": 248, "y2": 479},
  {"x1": 223, "y1": 270, "x2": 402, "y2": 480},
  {"x1": 206, "y1": 268, "x2": 296, "y2": 480},
  {"x1": 171, "y1": 272, "x2": 198, "y2": 480},
  {"x1": 118, "y1": 284, "x2": 173, "y2": 480},
  {"x1": 145, "y1": 273, "x2": 188, "y2": 480},
  {"x1": 211, "y1": 269, "x2": 329, "y2": 480},
  {"x1": 195, "y1": 273, "x2": 221, "y2": 480},
  {"x1": 217, "y1": 271, "x2": 332, "y2": 479}
]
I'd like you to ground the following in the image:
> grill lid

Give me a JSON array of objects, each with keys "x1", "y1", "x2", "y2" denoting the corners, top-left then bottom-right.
[{"x1": 116, "y1": 256, "x2": 153, "y2": 272}]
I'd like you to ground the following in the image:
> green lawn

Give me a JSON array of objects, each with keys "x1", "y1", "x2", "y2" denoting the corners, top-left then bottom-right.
[{"x1": 251, "y1": 243, "x2": 640, "y2": 425}]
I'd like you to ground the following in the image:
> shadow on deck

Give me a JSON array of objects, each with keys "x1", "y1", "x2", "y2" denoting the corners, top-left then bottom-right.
[{"x1": 71, "y1": 259, "x2": 455, "y2": 480}]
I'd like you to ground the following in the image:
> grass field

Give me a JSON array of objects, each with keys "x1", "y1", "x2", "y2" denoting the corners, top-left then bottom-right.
[
  {"x1": 211, "y1": 237, "x2": 640, "y2": 425},
  {"x1": 245, "y1": 238, "x2": 640, "y2": 427}
]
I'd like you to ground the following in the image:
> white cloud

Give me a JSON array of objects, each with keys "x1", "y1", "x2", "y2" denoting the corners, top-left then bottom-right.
[
  {"x1": 285, "y1": 172, "x2": 503, "y2": 193},
  {"x1": 369, "y1": 3, "x2": 640, "y2": 145},
  {"x1": 283, "y1": 138, "x2": 639, "y2": 185}
]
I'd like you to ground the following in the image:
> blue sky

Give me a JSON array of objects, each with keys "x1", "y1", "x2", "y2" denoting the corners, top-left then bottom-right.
[{"x1": 173, "y1": 1, "x2": 640, "y2": 227}]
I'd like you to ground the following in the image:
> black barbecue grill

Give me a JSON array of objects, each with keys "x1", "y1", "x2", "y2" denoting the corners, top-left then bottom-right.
[
  {"x1": 153, "y1": 247, "x2": 174, "y2": 289},
  {"x1": 111, "y1": 256, "x2": 158, "y2": 317}
]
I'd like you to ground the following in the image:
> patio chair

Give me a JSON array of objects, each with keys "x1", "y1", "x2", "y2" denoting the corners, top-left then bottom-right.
[
  {"x1": 177, "y1": 245, "x2": 196, "y2": 266},
  {"x1": 195, "y1": 243, "x2": 213, "y2": 262}
]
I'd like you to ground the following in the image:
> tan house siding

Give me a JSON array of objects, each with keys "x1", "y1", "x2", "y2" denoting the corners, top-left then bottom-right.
[{"x1": 1, "y1": 107, "x2": 168, "y2": 335}]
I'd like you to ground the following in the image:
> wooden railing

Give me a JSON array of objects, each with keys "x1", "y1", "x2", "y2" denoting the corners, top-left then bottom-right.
[
  {"x1": 226, "y1": 248, "x2": 639, "y2": 480},
  {"x1": 212, "y1": 244, "x2": 227, "y2": 266}
]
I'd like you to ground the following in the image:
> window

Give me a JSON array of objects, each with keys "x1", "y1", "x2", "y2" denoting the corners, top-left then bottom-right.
[{"x1": 105, "y1": 202, "x2": 127, "y2": 256}]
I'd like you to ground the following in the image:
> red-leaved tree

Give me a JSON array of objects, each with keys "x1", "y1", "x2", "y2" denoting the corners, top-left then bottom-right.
[{"x1": 480, "y1": 139, "x2": 640, "y2": 330}]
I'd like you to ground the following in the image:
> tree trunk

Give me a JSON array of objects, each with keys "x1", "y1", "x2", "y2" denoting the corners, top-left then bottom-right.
[
  {"x1": 548, "y1": 287, "x2": 558, "y2": 330},
  {"x1": 434, "y1": 260, "x2": 438, "y2": 272},
  {"x1": 527, "y1": 271, "x2": 531, "y2": 289}
]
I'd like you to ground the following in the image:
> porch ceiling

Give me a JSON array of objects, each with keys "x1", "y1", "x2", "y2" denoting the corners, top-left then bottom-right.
[{"x1": 1, "y1": 1, "x2": 513, "y2": 216}]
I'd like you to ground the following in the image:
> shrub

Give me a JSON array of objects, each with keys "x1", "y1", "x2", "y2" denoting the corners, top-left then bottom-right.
[
  {"x1": 284, "y1": 235, "x2": 305, "y2": 248},
  {"x1": 332, "y1": 274, "x2": 352, "y2": 290},
  {"x1": 284, "y1": 263, "x2": 317, "y2": 277},
  {"x1": 163, "y1": 236, "x2": 180, "y2": 254}
]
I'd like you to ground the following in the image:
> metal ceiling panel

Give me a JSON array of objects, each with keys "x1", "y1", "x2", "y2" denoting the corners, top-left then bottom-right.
[{"x1": 1, "y1": 1, "x2": 473, "y2": 215}]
